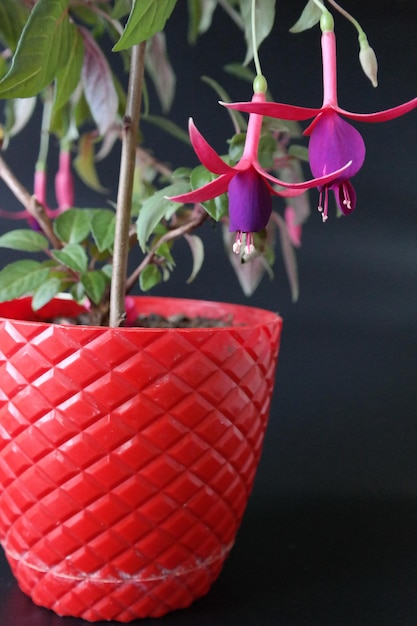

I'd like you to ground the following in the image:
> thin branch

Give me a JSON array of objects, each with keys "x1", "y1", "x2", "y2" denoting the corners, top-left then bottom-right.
[
  {"x1": 0, "y1": 155, "x2": 61, "y2": 247},
  {"x1": 109, "y1": 41, "x2": 147, "y2": 328},
  {"x1": 125, "y1": 209, "x2": 209, "y2": 293},
  {"x1": 136, "y1": 146, "x2": 173, "y2": 179}
]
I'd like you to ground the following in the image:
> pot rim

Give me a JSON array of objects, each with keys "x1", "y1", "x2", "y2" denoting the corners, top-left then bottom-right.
[{"x1": 0, "y1": 295, "x2": 282, "y2": 332}]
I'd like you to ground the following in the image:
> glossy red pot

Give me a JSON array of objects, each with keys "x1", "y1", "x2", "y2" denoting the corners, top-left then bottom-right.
[{"x1": 0, "y1": 296, "x2": 282, "y2": 622}]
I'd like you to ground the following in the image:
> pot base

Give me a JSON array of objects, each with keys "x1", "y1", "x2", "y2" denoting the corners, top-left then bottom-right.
[{"x1": 5, "y1": 545, "x2": 229, "y2": 621}]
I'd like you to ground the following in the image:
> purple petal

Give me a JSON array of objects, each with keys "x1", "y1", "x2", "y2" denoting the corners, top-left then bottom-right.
[
  {"x1": 189, "y1": 119, "x2": 233, "y2": 175},
  {"x1": 228, "y1": 168, "x2": 272, "y2": 233},
  {"x1": 221, "y1": 100, "x2": 321, "y2": 121},
  {"x1": 309, "y1": 111, "x2": 365, "y2": 181},
  {"x1": 332, "y1": 180, "x2": 357, "y2": 214}
]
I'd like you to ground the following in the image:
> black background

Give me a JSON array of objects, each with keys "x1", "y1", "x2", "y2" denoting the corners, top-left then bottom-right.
[{"x1": 1, "y1": 1, "x2": 417, "y2": 624}]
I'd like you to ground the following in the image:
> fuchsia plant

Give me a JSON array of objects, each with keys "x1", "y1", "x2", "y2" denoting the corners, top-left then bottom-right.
[{"x1": 0, "y1": 0, "x2": 415, "y2": 325}]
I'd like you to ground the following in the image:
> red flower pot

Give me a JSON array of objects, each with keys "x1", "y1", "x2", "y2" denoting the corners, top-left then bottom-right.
[{"x1": 0, "y1": 296, "x2": 282, "y2": 622}]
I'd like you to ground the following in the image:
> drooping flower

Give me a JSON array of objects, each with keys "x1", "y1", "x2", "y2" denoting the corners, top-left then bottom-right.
[
  {"x1": 169, "y1": 90, "x2": 351, "y2": 253},
  {"x1": 222, "y1": 28, "x2": 417, "y2": 221}
]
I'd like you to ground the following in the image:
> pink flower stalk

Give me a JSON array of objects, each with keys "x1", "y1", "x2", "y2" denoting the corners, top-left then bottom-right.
[
  {"x1": 169, "y1": 91, "x2": 351, "y2": 253},
  {"x1": 0, "y1": 155, "x2": 74, "y2": 228},
  {"x1": 0, "y1": 168, "x2": 51, "y2": 229},
  {"x1": 223, "y1": 30, "x2": 417, "y2": 221},
  {"x1": 31, "y1": 168, "x2": 51, "y2": 230},
  {"x1": 55, "y1": 150, "x2": 75, "y2": 210}
]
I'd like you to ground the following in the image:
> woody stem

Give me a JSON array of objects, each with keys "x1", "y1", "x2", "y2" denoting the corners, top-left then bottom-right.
[{"x1": 109, "y1": 41, "x2": 146, "y2": 328}]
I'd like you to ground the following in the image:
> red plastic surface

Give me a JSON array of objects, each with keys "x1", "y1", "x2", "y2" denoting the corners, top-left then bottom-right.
[{"x1": 0, "y1": 296, "x2": 282, "y2": 621}]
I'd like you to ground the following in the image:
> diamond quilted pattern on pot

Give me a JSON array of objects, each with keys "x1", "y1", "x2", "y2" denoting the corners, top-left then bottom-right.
[
  {"x1": 58, "y1": 391, "x2": 111, "y2": 429},
  {"x1": 83, "y1": 330, "x2": 146, "y2": 368},
  {"x1": 0, "y1": 320, "x2": 40, "y2": 359},
  {"x1": 86, "y1": 371, "x2": 147, "y2": 413},
  {"x1": 0, "y1": 296, "x2": 282, "y2": 621},
  {"x1": 30, "y1": 325, "x2": 100, "y2": 364},
  {"x1": 138, "y1": 332, "x2": 197, "y2": 370},
  {"x1": 7, "y1": 343, "x2": 53, "y2": 383},
  {"x1": 0, "y1": 361, "x2": 30, "y2": 400}
]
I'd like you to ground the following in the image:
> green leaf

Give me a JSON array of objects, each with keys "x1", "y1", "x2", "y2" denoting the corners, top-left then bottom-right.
[
  {"x1": 70, "y1": 282, "x2": 85, "y2": 302},
  {"x1": 90, "y1": 209, "x2": 116, "y2": 252},
  {"x1": 0, "y1": 0, "x2": 73, "y2": 99},
  {"x1": 52, "y1": 243, "x2": 88, "y2": 272},
  {"x1": 190, "y1": 165, "x2": 228, "y2": 221},
  {"x1": 258, "y1": 133, "x2": 278, "y2": 170},
  {"x1": 139, "y1": 265, "x2": 161, "y2": 291},
  {"x1": 114, "y1": 0, "x2": 177, "y2": 50},
  {"x1": 155, "y1": 240, "x2": 175, "y2": 268},
  {"x1": 228, "y1": 133, "x2": 245, "y2": 163},
  {"x1": 101, "y1": 264, "x2": 113, "y2": 280},
  {"x1": 289, "y1": 0, "x2": 322, "y2": 33},
  {"x1": 288, "y1": 143, "x2": 310, "y2": 162},
  {"x1": 73, "y1": 133, "x2": 107, "y2": 192},
  {"x1": 53, "y1": 25, "x2": 84, "y2": 112},
  {"x1": 186, "y1": 0, "x2": 217, "y2": 41},
  {"x1": 0, "y1": 0, "x2": 29, "y2": 52},
  {"x1": 201, "y1": 75, "x2": 246, "y2": 131},
  {"x1": 143, "y1": 114, "x2": 190, "y2": 145},
  {"x1": 184, "y1": 234, "x2": 204, "y2": 283},
  {"x1": 0, "y1": 229, "x2": 49, "y2": 252},
  {"x1": 136, "y1": 180, "x2": 190, "y2": 251},
  {"x1": 224, "y1": 62, "x2": 255, "y2": 83},
  {"x1": 187, "y1": 0, "x2": 202, "y2": 44},
  {"x1": 198, "y1": 0, "x2": 217, "y2": 33},
  {"x1": 111, "y1": 0, "x2": 131, "y2": 20},
  {"x1": 53, "y1": 208, "x2": 91, "y2": 244},
  {"x1": 80, "y1": 271, "x2": 108, "y2": 305},
  {"x1": 32, "y1": 276, "x2": 63, "y2": 310},
  {"x1": 239, "y1": 0, "x2": 275, "y2": 65},
  {"x1": 6, "y1": 97, "x2": 37, "y2": 137},
  {"x1": 0, "y1": 260, "x2": 50, "y2": 302}
]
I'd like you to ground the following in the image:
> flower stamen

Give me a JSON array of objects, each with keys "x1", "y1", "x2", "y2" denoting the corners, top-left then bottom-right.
[
  {"x1": 233, "y1": 232, "x2": 243, "y2": 254},
  {"x1": 342, "y1": 183, "x2": 351, "y2": 210},
  {"x1": 245, "y1": 232, "x2": 255, "y2": 255},
  {"x1": 318, "y1": 188, "x2": 329, "y2": 222},
  {"x1": 233, "y1": 231, "x2": 256, "y2": 255}
]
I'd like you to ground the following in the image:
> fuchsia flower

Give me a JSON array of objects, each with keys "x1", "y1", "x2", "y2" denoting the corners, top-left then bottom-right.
[
  {"x1": 223, "y1": 29, "x2": 417, "y2": 221},
  {"x1": 169, "y1": 91, "x2": 351, "y2": 253}
]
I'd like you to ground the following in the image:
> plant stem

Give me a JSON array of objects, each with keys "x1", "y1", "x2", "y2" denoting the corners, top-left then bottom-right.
[
  {"x1": 0, "y1": 155, "x2": 60, "y2": 247},
  {"x1": 251, "y1": 0, "x2": 262, "y2": 77},
  {"x1": 36, "y1": 87, "x2": 53, "y2": 169},
  {"x1": 109, "y1": 41, "x2": 146, "y2": 328},
  {"x1": 326, "y1": 0, "x2": 364, "y2": 36}
]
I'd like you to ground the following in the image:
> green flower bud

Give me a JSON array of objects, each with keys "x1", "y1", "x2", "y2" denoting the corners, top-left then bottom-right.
[{"x1": 320, "y1": 10, "x2": 334, "y2": 32}]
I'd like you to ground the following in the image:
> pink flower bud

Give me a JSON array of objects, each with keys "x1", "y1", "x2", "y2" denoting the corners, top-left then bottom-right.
[
  {"x1": 285, "y1": 206, "x2": 302, "y2": 247},
  {"x1": 34, "y1": 168, "x2": 48, "y2": 208},
  {"x1": 55, "y1": 150, "x2": 74, "y2": 210}
]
